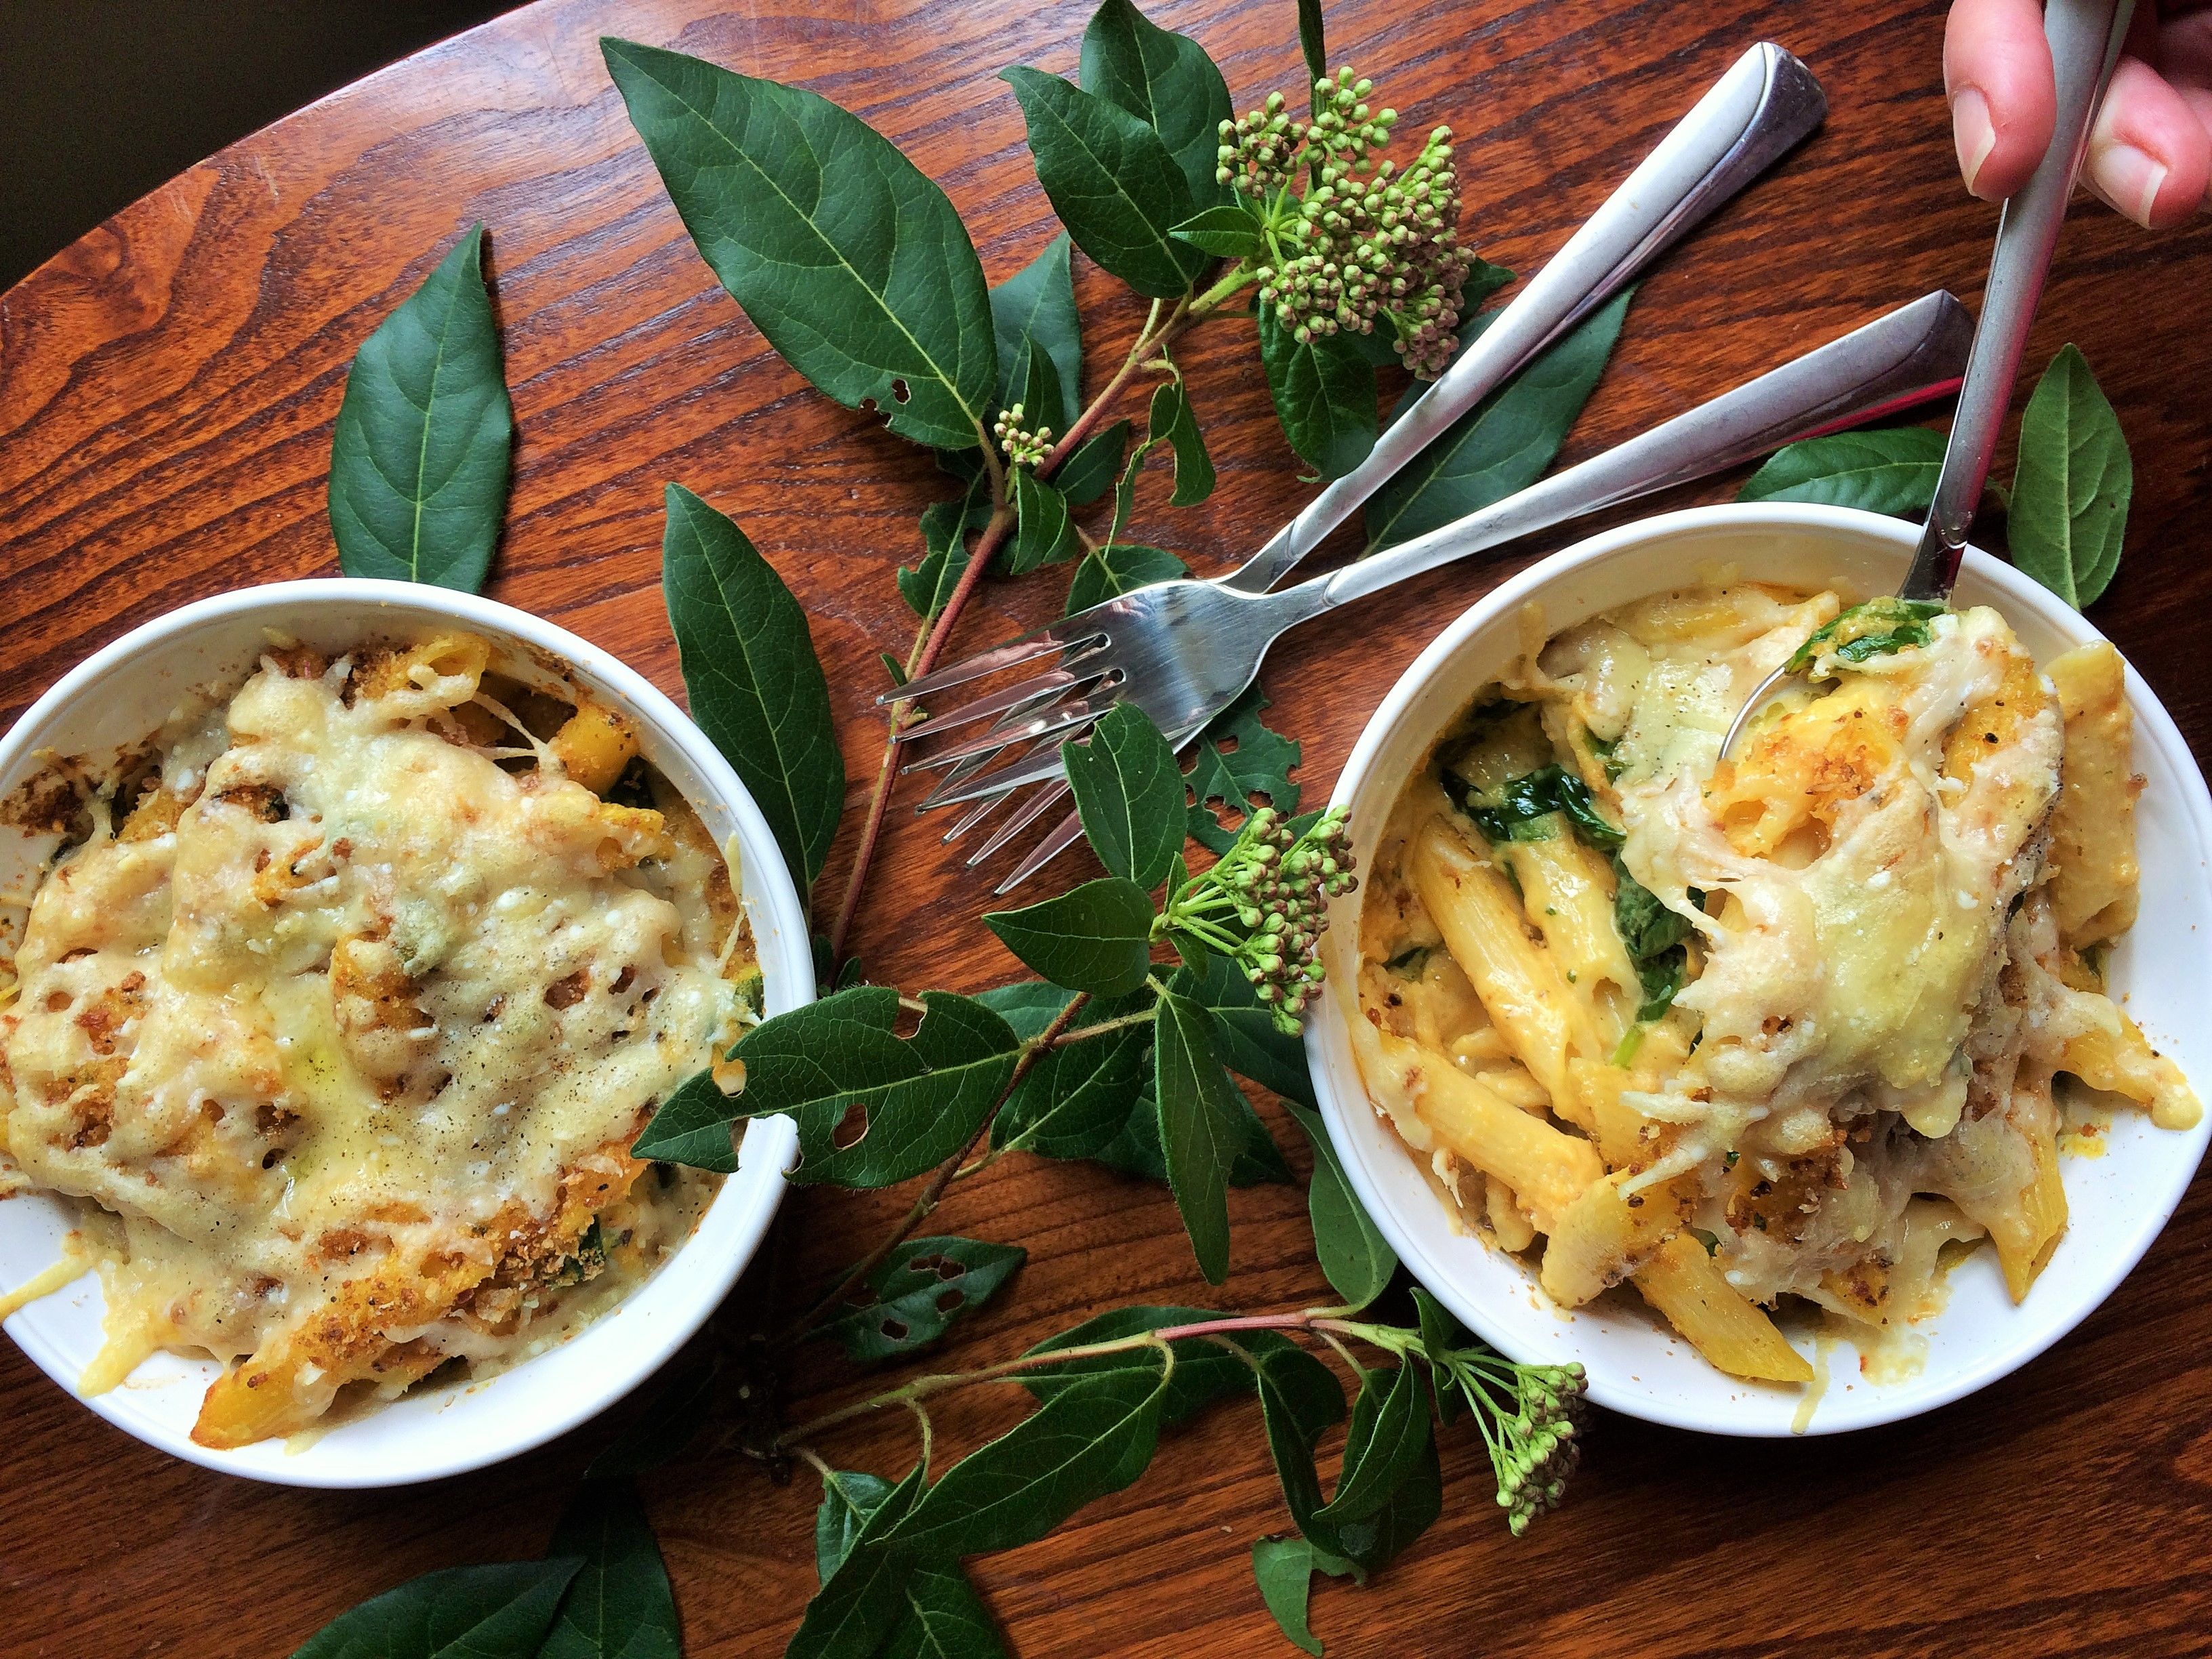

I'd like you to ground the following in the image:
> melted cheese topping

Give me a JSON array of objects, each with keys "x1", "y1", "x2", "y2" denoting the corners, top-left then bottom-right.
[{"x1": 0, "y1": 644, "x2": 747, "y2": 1444}]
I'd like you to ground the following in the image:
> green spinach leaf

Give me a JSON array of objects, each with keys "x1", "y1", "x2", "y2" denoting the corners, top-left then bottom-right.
[{"x1": 1784, "y1": 596, "x2": 1948, "y2": 673}]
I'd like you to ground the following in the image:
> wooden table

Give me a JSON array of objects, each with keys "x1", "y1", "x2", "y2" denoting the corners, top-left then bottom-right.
[{"x1": 5, "y1": 1, "x2": 2210, "y2": 1654}]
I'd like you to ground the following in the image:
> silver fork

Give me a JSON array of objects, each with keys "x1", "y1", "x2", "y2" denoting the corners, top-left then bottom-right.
[
  {"x1": 884, "y1": 43, "x2": 1827, "y2": 823},
  {"x1": 894, "y1": 289, "x2": 1975, "y2": 884}
]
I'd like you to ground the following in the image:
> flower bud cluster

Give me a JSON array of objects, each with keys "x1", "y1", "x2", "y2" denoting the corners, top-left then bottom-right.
[
  {"x1": 1493, "y1": 1363, "x2": 1587, "y2": 1536},
  {"x1": 1208, "y1": 804, "x2": 1357, "y2": 1032},
  {"x1": 1214, "y1": 68, "x2": 1478, "y2": 378},
  {"x1": 993, "y1": 402, "x2": 1052, "y2": 469}
]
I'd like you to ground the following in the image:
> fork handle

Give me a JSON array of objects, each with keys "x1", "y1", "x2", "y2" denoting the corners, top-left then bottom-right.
[
  {"x1": 1302, "y1": 291, "x2": 1977, "y2": 614},
  {"x1": 1222, "y1": 40, "x2": 1826, "y2": 596}
]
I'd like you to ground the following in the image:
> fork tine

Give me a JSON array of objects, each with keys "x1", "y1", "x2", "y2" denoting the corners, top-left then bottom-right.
[
  {"x1": 890, "y1": 655, "x2": 1104, "y2": 743},
  {"x1": 898, "y1": 692, "x2": 1111, "y2": 776},
  {"x1": 994, "y1": 805, "x2": 1087, "y2": 893},
  {"x1": 967, "y1": 781, "x2": 1068, "y2": 866},
  {"x1": 940, "y1": 787, "x2": 1010, "y2": 844},
  {"x1": 915, "y1": 737, "x2": 1077, "y2": 810},
  {"x1": 886, "y1": 616, "x2": 1107, "y2": 706}
]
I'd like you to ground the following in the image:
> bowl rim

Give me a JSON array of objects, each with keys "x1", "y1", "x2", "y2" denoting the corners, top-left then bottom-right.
[
  {"x1": 0, "y1": 577, "x2": 809, "y2": 1486},
  {"x1": 1305, "y1": 501, "x2": 2212, "y2": 1436}
]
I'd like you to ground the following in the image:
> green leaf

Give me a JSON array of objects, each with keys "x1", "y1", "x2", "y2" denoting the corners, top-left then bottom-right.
[
  {"x1": 1001, "y1": 67, "x2": 1208, "y2": 299},
  {"x1": 1063, "y1": 701, "x2": 1187, "y2": 891},
  {"x1": 1090, "y1": 1082, "x2": 1292, "y2": 1187},
  {"x1": 539, "y1": 1486, "x2": 680, "y2": 1659},
  {"x1": 327, "y1": 224, "x2": 512, "y2": 592},
  {"x1": 635, "y1": 987, "x2": 1021, "y2": 1186},
  {"x1": 884, "y1": 1349, "x2": 1173, "y2": 1559},
  {"x1": 990, "y1": 234, "x2": 1082, "y2": 430},
  {"x1": 1253, "y1": 1339, "x2": 1350, "y2": 1534},
  {"x1": 899, "y1": 474, "x2": 994, "y2": 619},
  {"x1": 1172, "y1": 202, "x2": 1271, "y2": 260},
  {"x1": 1282, "y1": 1102, "x2": 1395, "y2": 1310},
  {"x1": 1185, "y1": 685, "x2": 1303, "y2": 853},
  {"x1": 1310, "y1": 1363, "x2": 1431, "y2": 1528},
  {"x1": 661, "y1": 485, "x2": 844, "y2": 890},
  {"x1": 1006, "y1": 466, "x2": 1079, "y2": 575},
  {"x1": 585, "y1": 1347, "x2": 718, "y2": 1482},
  {"x1": 1170, "y1": 954, "x2": 1315, "y2": 1106},
  {"x1": 1324, "y1": 1427, "x2": 1440, "y2": 1574},
  {"x1": 1107, "y1": 438, "x2": 1147, "y2": 545},
  {"x1": 1023, "y1": 1306, "x2": 1305, "y2": 1425},
  {"x1": 1080, "y1": 0, "x2": 1234, "y2": 207},
  {"x1": 1154, "y1": 991, "x2": 1250, "y2": 1282},
  {"x1": 881, "y1": 1567, "x2": 1009, "y2": 1659},
  {"x1": 1294, "y1": 0, "x2": 1328, "y2": 111},
  {"x1": 1007, "y1": 335, "x2": 1066, "y2": 449},
  {"x1": 815, "y1": 1469, "x2": 901, "y2": 1584},
  {"x1": 1634, "y1": 945, "x2": 1686, "y2": 1023},
  {"x1": 811, "y1": 1235, "x2": 1027, "y2": 1363},
  {"x1": 1612, "y1": 864, "x2": 1694, "y2": 962},
  {"x1": 1784, "y1": 595, "x2": 1948, "y2": 674},
  {"x1": 1449, "y1": 762, "x2": 1622, "y2": 852},
  {"x1": 1147, "y1": 369, "x2": 1216, "y2": 505},
  {"x1": 984, "y1": 876, "x2": 1157, "y2": 997},
  {"x1": 1738, "y1": 426, "x2": 1947, "y2": 516},
  {"x1": 790, "y1": 1462, "x2": 929, "y2": 1659},
  {"x1": 604, "y1": 40, "x2": 998, "y2": 449},
  {"x1": 289, "y1": 1560, "x2": 582, "y2": 1659},
  {"x1": 1365, "y1": 287, "x2": 1633, "y2": 549},
  {"x1": 1410, "y1": 1287, "x2": 1465, "y2": 1426},
  {"x1": 1252, "y1": 1535, "x2": 1359, "y2": 1656},
  {"x1": 626, "y1": 1069, "x2": 745, "y2": 1172},
  {"x1": 1054, "y1": 419, "x2": 1130, "y2": 508},
  {"x1": 2009, "y1": 342, "x2": 2131, "y2": 609},
  {"x1": 1258, "y1": 302, "x2": 1378, "y2": 480},
  {"x1": 1066, "y1": 541, "x2": 1185, "y2": 615},
  {"x1": 987, "y1": 985, "x2": 1154, "y2": 1159}
]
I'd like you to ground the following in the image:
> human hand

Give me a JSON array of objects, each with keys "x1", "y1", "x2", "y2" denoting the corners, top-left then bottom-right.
[{"x1": 1946, "y1": 0, "x2": 2211, "y2": 225}]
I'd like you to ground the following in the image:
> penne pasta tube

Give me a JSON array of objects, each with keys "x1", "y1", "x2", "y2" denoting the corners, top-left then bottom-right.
[
  {"x1": 1633, "y1": 1234, "x2": 1813, "y2": 1383},
  {"x1": 1411, "y1": 1053, "x2": 1602, "y2": 1229}
]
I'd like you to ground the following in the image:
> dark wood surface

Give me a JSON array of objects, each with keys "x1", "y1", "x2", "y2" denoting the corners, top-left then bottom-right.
[{"x1": 5, "y1": 2, "x2": 2212, "y2": 1654}]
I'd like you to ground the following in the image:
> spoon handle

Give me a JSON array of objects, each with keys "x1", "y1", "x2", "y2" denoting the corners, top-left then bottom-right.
[{"x1": 1900, "y1": 0, "x2": 2136, "y2": 602}]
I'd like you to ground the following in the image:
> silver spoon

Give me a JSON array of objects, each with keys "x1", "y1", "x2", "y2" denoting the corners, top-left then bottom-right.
[{"x1": 1721, "y1": 0, "x2": 2136, "y2": 756}]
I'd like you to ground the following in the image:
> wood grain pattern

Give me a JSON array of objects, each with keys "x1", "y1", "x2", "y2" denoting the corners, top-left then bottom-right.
[{"x1": 5, "y1": 1, "x2": 2211, "y2": 1654}]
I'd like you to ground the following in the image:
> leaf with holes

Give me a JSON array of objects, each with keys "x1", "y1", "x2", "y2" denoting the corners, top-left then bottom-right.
[
  {"x1": 899, "y1": 472, "x2": 994, "y2": 619},
  {"x1": 289, "y1": 1559, "x2": 583, "y2": 1659},
  {"x1": 1154, "y1": 990, "x2": 1251, "y2": 1283},
  {"x1": 1080, "y1": 0, "x2": 1233, "y2": 207},
  {"x1": 1738, "y1": 426, "x2": 1948, "y2": 516},
  {"x1": 990, "y1": 233, "x2": 1082, "y2": 430},
  {"x1": 662, "y1": 485, "x2": 844, "y2": 892},
  {"x1": 1258, "y1": 301, "x2": 1378, "y2": 480},
  {"x1": 1147, "y1": 367, "x2": 1215, "y2": 505},
  {"x1": 634, "y1": 987, "x2": 1021, "y2": 1187},
  {"x1": 1252, "y1": 1535, "x2": 1361, "y2": 1656},
  {"x1": 1364, "y1": 287, "x2": 1632, "y2": 549},
  {"x1": 1054, "y1": 418, "x2": 1130, "y2": 508},
  {"x1": 1185, "y1": 684, "x2": 1303, "y2": 853},
  {"x1": 1063, "y1": 702, "x2": 1187, "y2": 891},
  {"x1": 2010, "y1": 342, "x2": 2131, "y2": 608},
  {"x1": 1002, "y1": 67, "x2": 1208, "y2": 299},
  {"x1": 1006, "y1": 466, "x2": 1079, "y2": 575},
  {"x1": 812, "y1": 1235, "x2": 1028, "y2": 1364},
  {"x1": 327, "y1": 224, "x2": 512, "y2": 592},
  {"x1": 983, "y1": 877, "x2": 1157, "y2": 998},
  {"x1": 983, "y1": 985, "x2": 1153, "y2": 1160},
  {"x1": 1283, "y1": 1101, "x2": 1395, "y2": 1310},
  {"x1": 605, "y1": 39, "x2": 998, "y2": 449},
  {"x1": 1066, "y1": 541, "x2": 1186, "y2": 615},
  {"x1": 538, "y1": 1484, "x2": 680, "y2": 1659}
]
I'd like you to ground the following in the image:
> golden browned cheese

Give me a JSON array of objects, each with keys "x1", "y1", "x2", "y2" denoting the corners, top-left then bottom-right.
[{"x1": 0, "y1": 639, "x2": 750, "y2": 1443}]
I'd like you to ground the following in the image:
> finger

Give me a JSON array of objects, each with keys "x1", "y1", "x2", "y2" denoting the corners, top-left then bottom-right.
[
  {"x1": 2083, "y1": 57, "x2": 2212, "y2": 224},
  {"x1": 1946, "y1": 0, "x2": 2059, "y2": 199}
]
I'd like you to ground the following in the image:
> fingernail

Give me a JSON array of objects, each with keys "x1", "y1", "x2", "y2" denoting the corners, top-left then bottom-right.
[
  {"x1": 1952, "y1": 88, "x2": 1996, "y2": 196},
  {"x1": 2093, "y1": 140, "x2": 2169, "y2": 226}
]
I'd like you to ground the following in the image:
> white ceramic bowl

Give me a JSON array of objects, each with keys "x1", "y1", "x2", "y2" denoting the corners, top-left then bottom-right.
[
  {"x1": 1309, "y1": 504, "x2": 2212, "y2": 1436},
  {"x1": 0, "y1": 579, "x2": 809, "y2": 1486}
]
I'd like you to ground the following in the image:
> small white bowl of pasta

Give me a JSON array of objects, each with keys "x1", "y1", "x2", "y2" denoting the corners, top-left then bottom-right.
[
  {"x1": 1309, "y1": 502, "x2": 2212, "y2": 1435},
  {"x1": 0, "y1": 579, "x2": 808, "y2": 1486}
]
